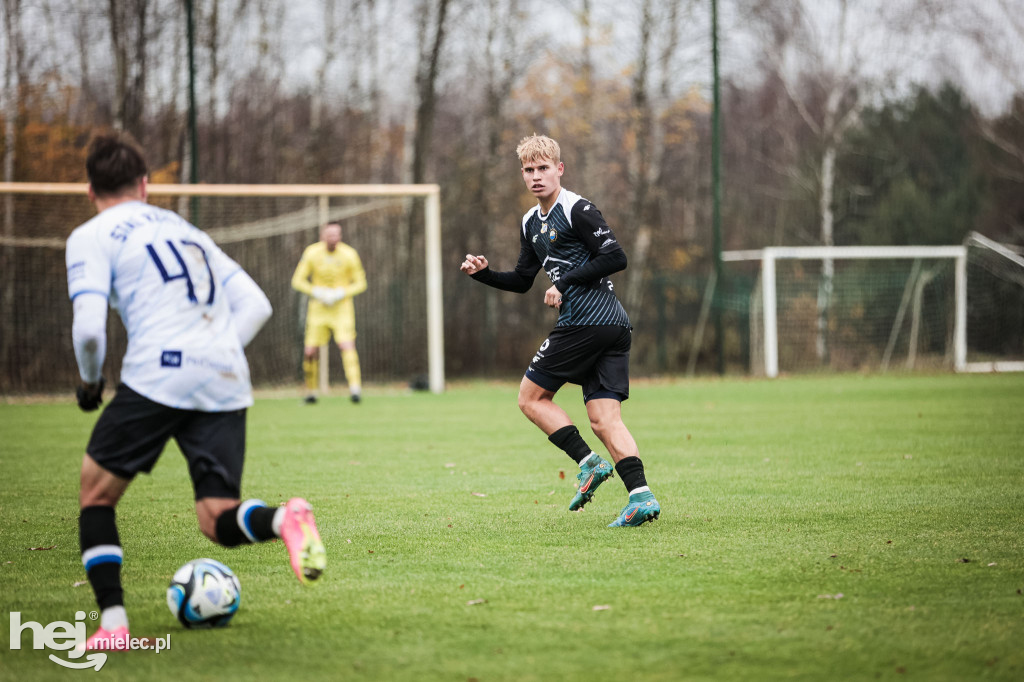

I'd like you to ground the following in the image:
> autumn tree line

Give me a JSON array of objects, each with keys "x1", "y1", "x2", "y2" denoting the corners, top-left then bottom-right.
[{"x1": 1, "y1": 0, "x2": 1022, "y2": 390}]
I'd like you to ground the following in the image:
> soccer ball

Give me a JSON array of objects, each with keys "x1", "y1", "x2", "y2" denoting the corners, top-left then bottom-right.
[{"x1": 166, "y1": 558, "x2": 241, "y2": 629}]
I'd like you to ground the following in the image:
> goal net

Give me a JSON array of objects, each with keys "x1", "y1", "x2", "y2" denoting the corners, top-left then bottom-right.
[
  {"x1": 725, "y1": 239, "x2": 1024, "y2": 376},
  {"x1": 962, "y1": 232, "x2": 1024, "y2": 372},
  {"x1": 0, "y1": 183, "x2": 444, "y2": 397}
]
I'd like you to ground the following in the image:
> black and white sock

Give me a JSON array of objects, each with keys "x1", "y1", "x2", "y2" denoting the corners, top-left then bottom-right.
[
  {"x1": 214, "y1": 499, "x2": 284, "y2": 546},
  {"x1": 79, "y1": 505, "x2": 127, "y2": 630}
]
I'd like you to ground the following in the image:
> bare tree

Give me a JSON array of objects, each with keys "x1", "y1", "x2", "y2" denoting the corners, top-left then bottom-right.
[
  {"x1": 951, "y1": 0, "x2": 1024, "y2": 182},
  {"x1": 107, "y1": 0, "x2": 151, "y2": 138},
  {"x1": 410, "y1": 0, "x2": 452, "y2": 187},
  {"x1": 739, "y1": 0, "x2": 936, "y2": 364},
  {"x1": 401, "y1": 0, "x2": 452, "y2": 264},
  {"x1": 471, "y1": 0, "x2": 530, "y2": 371},
  {"x1": 1, "y1": 0, "x2": 23, "y2": 387}
]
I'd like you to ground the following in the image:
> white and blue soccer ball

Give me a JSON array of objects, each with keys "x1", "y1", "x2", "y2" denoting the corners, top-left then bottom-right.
[{"x1": 166, "y1": 558, "x2": 241, "y2": 629}]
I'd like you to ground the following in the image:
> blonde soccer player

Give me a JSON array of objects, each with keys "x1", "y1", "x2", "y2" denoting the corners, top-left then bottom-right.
[
  {"x1": 291, "y1": 221, "x2": 368, "y2": 403},
  {"x1": 460, "y1": 134, "x2": 660, "y2": 527}
]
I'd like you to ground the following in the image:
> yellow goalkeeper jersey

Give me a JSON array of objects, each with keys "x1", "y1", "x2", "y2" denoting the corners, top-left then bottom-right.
[{"x1": 291, "y1": 241, "x2": 368, "y2": 299}]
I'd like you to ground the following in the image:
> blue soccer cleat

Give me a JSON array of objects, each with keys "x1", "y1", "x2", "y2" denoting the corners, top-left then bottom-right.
[
  {"x1": 568, "y1": 455, "x2": 613, "y2": 511},
  {"x1": 608, "y1": 491, "x2": 660, "y2": 527}
]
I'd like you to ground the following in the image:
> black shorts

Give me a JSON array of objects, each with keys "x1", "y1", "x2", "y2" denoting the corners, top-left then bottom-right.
[
  {"x1": 525, "y1": 325, "x2": 631, "y2": 402},
  {"x1": 86, "y1": 384, "x2": 246, "y2": 500}
]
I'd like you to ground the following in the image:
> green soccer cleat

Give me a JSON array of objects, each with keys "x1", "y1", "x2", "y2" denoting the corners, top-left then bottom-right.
[
  {"x1": 568, "y1": 455, "x2": 613, "y2": 511},
  {"x1": 608, "y1": 491, "x2": 660, "y2": 527}
]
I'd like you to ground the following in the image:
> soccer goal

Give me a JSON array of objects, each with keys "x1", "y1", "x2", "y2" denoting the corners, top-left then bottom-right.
[
  {"x1": 0, "y1": 182, "x2": 445, "y2": 396},
  {"x1": 722, "y1": 238, "x2": 1024, "y2": 377}
]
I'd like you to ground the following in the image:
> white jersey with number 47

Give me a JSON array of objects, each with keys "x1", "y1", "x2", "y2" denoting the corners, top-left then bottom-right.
[{"x1": 66, "y1": 200, "x2": 255, "y2": 411}]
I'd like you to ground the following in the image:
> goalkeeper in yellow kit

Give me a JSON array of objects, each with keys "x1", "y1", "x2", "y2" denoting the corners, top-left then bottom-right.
[{"x1": 291, "y1": 221, "x2": 368, "y2": 403}]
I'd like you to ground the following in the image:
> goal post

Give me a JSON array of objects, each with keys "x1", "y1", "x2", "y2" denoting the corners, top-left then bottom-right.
[
  {"x1": 0, "y1": 182, "x2": 445, "y2": 395},
  {"x1": 724, "y1": 245, "x2": 970, "y2": 377}
]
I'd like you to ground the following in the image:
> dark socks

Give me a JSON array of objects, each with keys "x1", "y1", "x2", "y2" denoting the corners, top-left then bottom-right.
[
  {"x1": 548, "y1": 425, "x2": 593, "y2": 464},
  {"x1": 214, "y1": 500, "x2": 279, "y2": 546},
  {"x1": 614, "y1": 456, "x2": 649, "y2": 494},
  {"x1": 79, "y1": 505, "x2": 124, "y2": 610}
]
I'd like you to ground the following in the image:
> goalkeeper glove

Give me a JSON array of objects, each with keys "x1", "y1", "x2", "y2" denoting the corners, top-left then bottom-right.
[
  {"x1": 311, "y1": 286, "x2": 332, "y2": 305},
  {"x1": 76, "y1": 377, "x2": 105, "y2": 412},
  {"x1": 330, "y1": 287, "x2": 347, "y2": 304}
]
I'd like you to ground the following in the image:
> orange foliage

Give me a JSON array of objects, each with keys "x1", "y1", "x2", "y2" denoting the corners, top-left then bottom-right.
[{"x1": 6, "y1": 75, "x2": 93, "y2": 182}]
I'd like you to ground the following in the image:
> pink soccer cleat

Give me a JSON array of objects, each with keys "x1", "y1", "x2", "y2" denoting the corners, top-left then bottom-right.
[{"x1": 280, "y1": 498, "x2": 326, "y2": 584}]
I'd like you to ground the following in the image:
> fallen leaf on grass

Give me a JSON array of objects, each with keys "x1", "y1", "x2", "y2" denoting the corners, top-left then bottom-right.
[
  {"x1": 957, "y1": 558, "x2": 971, "y2": 563},
  {"x1": 28, "y1": 546, "x2": 56, "y2": 551},
  {"x1": 592, "y1": 605, "x2": 611, "y2": 611},
  {"x1": 829, "y1": 554, "x2": 837, "y2": 558},
  {"x1": 988, "y1": 562, "x2": 997, "y2": 567},
  {"x1": 547, "y1": 490, "x2": 555, "y2": 496},
  {"x1": 558, "y1": 470, "x2": 565, "y2": 479},
  {"x1": 72, "y1": 581, "x2": 88, "y2": 587},
  {"x1": 471, "y1": 492, "x2": 487, "y2": 497},
  {"x1": 466, "y1": 599, "x2": 487, "y2": 606},
  {"x1": 817, "y1": 593, "x2": 844, "y2": 600},
  {"x1": 444, "y1": 463, "x2": 456, "y2": 468}
]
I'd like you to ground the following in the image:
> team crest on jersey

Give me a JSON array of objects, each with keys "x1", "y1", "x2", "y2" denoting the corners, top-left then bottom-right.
[{"x1": 547, "y1": 229, "x2": 558, "y2": 243}]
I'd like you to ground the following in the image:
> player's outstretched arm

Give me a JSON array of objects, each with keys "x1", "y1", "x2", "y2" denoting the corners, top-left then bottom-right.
[
  {"x1": 72, "y1": 293, "x2": 109, "y2": 411},
  {"x1": 290, "y1": 250, "x2": 314, "y2": 296},
  {"x1": 224, "y1": 270, "x2": 273, "y2": 347},
  {"x1": 347, "y1": 250, "x2": 368, "y2": 297},
  {"x1": 461, "y1": 247, "x2": 539, "y2": 294}
]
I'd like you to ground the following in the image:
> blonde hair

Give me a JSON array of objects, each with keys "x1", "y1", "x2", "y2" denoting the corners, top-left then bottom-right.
[{"x1": 516, "y1": 134, "x2": 561, "y2": 166}]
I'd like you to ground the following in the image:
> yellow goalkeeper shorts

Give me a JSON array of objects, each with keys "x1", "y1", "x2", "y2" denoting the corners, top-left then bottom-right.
[{"x1": 305, "y1": 303, "x2": 357, "y2": 346}]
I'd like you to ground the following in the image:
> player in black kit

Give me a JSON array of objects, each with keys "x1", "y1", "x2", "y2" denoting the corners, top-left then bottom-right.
[{"x1": 460, "y1": 134, "x2": 659, "y2": 527}]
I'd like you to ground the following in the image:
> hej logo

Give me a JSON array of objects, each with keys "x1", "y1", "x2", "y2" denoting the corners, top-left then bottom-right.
[{"x1": 9, "y1": 611, "x2": 106, "y2": 671}]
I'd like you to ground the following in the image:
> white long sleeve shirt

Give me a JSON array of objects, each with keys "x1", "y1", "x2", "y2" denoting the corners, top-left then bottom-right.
[{"x1": 66, "y1": 201, "x2": 271, "y2": 411}]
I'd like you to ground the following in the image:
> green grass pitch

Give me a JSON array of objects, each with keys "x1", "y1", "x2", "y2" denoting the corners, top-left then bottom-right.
[{"x1": 2, "y1": 374, "x2": 1023, "y2": 681}]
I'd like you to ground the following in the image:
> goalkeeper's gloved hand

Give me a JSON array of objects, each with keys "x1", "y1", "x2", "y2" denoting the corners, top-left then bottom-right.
[
  {"x1": 329, "y1": 287, "x2": 347, "y2": 304},
  {"x1": 311, "y1": 286, "x2": 332, "y2": 305},
  {"x1": 76, "y1": 377, "x2": 105, "y2": 412}
]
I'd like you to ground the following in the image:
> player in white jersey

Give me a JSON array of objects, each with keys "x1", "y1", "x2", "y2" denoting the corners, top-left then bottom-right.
[{"x1": 68, "y1": 132, "x2": 326, "y2": 652}]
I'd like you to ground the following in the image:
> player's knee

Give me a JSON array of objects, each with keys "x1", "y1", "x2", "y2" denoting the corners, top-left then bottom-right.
[
  {"x1": 517, "y1": 392, "x2": 535, "y2": 416},
  {"x1": 589, "y1": 414, "x2": 619, "y2": 441}
]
